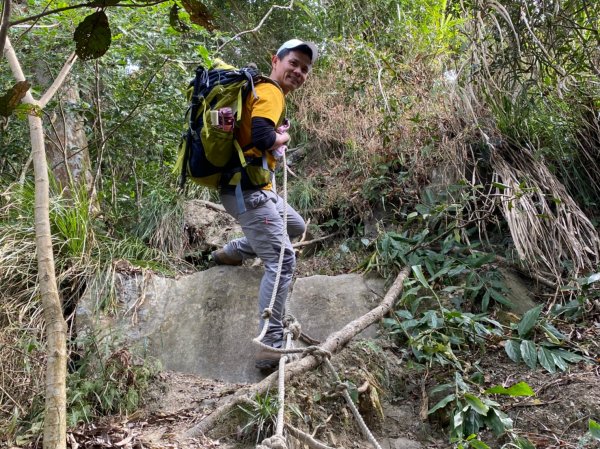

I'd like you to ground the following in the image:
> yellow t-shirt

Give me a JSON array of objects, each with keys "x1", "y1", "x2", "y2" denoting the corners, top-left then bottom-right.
[{"x1": 235, "y1": 81, "x2": 285, "y2": 174}]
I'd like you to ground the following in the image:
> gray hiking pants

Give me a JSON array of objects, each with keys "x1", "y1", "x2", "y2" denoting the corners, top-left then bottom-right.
[{"x1": 220, "y1": 189, "x2": 305, "y2": 346}]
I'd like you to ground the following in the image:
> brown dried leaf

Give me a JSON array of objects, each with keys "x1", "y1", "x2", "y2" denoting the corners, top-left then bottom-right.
[
  {"x1": 180, "y1": 0, "x2": 215, "y2": 31},
  {"x1": 0, "y1": 80, "x2": 30, "y2": 117}
]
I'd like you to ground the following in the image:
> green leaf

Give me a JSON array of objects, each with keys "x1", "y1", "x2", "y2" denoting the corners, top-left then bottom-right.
[
  {"x1": 506, "y1": 382, "x2": 535, "y2": 397},
  {"x1": 396, "y1": 309, "x2": 413, "y2": 320},
  {"x1": 425, "y1": 310, "x2": 442, "y2": 328},
  {"x1": 430, "y1": 383, "x2": 453, "y2": 394},
  {"x1": 537, "y1": 347, "x2": 556, "y2": 373},
  {"x1": 0, "y1": 81, "x2": 31, "y2": 118},
  {"x1": 346, "y1": 381, "x2": 359, "y2": 403},
  {"x1": 470, "y1": 372, "x2": 485, "y2": 385},
  {"x1": 401, "y1": 319, "x2": 419, "y2": 331},
  {"x1": 469, "y1": 439, "x2": 490, "y2": 449},
  {"x1": 412, "y1": 265, "x2": 431, "y2": 289},
  {"x1": 196, "y1": 44, "x2": 212, "y2": 67},
  {"x1": 74, "y1": 11, "x2": 112, "y2": 61},
  {"x1": 428, "y1": 393, "x2": 456, "y2": 414},
  {"x1": 513, "y1": 436, "x2": 536, "y2": 449},
  {"x1": 484, "y1": 410, "x2": 506, "y2": 435},
  {"x1": 540, "y1": 322, "x2": 565, "y2": 343},
  {"x1": 517, "y1": 305, "x2": 543, "y2": 338},
  {"x1": 455, "y1": 372, "x2": 468, "y2": 392},
  {"x1": 464, "y1": 411, "x2": 485, "y2": 437},
  {"x1": 481, "y1": 291, "x2": 490, "y2": 312},
  {"x1": 520, "y1": 340, "x2": 537, "y2": 369},
  {"x1": 296, "y1": 0, "x2": 316, "y2": 18},
  {"x1": 383, "y1": 318, "x2": 399, "y2": 330},
  {"x1": 492, "y1": 181, "x2": 509, "y2": 190},
  {"x1": 582, "y1": 273, "x2": 600, "y2": 285},
  {"x1": 504, "y1": 340, "x2": 522, "y2": 363},
  {"x1": 454, "y1": 410, "x2": 464, "y2": 428},
  {"x1": 485, "y1": 381, "x2": 534, "y2": 397},
  {"x1": 467, "y1": 252, "x2": 496, "y2": 268},
  {"x1": 589, "y1": 419, "x2": 600, "y2": 440},
  {"x1": 484, "y1": 385, "x2": 509, "y2": 395},
  {"x1": 489, "y1": 288, "x2": 512, "y2": 307},
  {"x1": 552, "y1": 349, "x2": 584, "y2": 363},
  {"x1": 551, "y1": 351, "x2": 568, "y2": 371},
  {"x1": 464, "y1": 393, "x2": 490, "y2": 415}
]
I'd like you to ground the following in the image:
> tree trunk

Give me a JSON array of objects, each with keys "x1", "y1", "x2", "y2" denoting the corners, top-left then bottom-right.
[
  {"x1": 46, "y1": 84, "x2": 94, "y2": 193},
  {"x1": 30, "y1": 113, "x2": 68, "y2": 449},
  {"x1": 4, "y1": 36, "x2": 76, "y2": 449},
  {"x1": 33, "y1": 55, "x2": 93, "y2": 196}
]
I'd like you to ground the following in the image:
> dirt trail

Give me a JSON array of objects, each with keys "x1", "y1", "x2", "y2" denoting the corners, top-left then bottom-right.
[{"x1": 67, "y1": 339, "x2": 599, "y2": 449}]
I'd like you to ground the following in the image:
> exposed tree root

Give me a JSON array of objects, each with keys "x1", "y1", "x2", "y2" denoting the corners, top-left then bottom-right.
[
  {"x1": 183, "y1": 266, "x2": 410, "y2": 438},
  {"x1": 194, "y1": 199, "x2": 226, "y2": 213}
]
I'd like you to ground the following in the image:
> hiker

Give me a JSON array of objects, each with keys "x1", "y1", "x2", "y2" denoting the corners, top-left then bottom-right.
[{"x1": 211, "y1": 39, "x2": 318, "y2": 371}]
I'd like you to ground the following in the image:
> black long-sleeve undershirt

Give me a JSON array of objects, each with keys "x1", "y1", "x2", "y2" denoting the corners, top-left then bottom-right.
[{"x1": 251, "y1": 117, "x2": 277, "y2": 151}]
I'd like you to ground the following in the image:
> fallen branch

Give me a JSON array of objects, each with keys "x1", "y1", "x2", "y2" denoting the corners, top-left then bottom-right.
[
  {"x1": 299, "y1": 218, "x2": 311, "y2": 244},
  {"x1": 293, "y1": 232, "x2": 340, "y2": 249},
  {"x1": 183, "y1": 266, "x2": 410, "y2": 438}
]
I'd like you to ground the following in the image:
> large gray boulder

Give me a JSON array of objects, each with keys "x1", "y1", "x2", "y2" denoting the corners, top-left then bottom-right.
[{"x1": 77, "y1": 267, "x2": 385, "y2": 383}]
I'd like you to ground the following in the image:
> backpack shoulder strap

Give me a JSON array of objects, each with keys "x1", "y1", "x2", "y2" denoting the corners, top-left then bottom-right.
[{"x1": 255, "y1": 75, "x2": 283, "y2": 93}]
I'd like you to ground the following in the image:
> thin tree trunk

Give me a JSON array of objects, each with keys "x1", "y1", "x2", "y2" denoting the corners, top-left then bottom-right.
[
  {"x1": 4, "y1": 36, "x2": 76, "y2": 449},
  {"x1": 0, "y1": 0, "x2": 10, "y2": 55},
  {"x1": 30, "y1": 112, "x2": 68, "y2": 449},
  {"x1": 46, "y1": 84, "x2": 93, "y2": 192}
]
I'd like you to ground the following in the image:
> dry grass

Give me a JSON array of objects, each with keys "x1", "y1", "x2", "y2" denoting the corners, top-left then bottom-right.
[
  {"x1": 453, "y1": 0, "x2": 600, "y2": 279},
  {"x1": 0, "y1": 185, "x2": 47, "y2": 437},
  {"x1": 0, "y1": 297, "x2": 46, "y2": 435},
  {"x1": 0, "y1": 182, "x2": 182, "y2": 439},
  {"x1": 291, "y1": 41, "x2": 466, "y2": 220},
  {"x1": 491, "y1": 144, "x2": 600, "y2": 278},
  {"x1": 291, "y1": 35, "x2": 600, "y2": 282}
]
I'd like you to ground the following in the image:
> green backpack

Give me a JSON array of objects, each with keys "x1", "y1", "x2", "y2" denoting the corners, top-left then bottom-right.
[{"x1": 174, "y1": 60, "x2": 278, "y2": 197}]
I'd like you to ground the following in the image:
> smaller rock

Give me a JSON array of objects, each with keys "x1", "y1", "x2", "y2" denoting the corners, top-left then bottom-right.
[{"x1": 183, "y1": 200, "x2": 242, "y2": 252}]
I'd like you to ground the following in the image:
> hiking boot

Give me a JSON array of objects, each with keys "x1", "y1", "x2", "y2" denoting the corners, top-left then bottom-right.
[
  {"x1": 211, "y1": 248, "x2": 242, "y2": 266},
  {"x1": 255, "y1": 341, "x2": 283, "y2": 373}
]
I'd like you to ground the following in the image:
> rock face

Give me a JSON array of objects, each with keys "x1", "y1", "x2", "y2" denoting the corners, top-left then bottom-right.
[
  {"x1": 288, "y1": 274, "x2": 385, "y2": 341},
  {"x1": 77, "y1": 267, "x2": 385, "y2": 383}
]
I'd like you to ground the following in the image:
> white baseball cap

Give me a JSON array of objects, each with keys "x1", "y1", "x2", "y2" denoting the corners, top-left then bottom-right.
[{"x1": 276, "y1": 39, "x2": 318, "y2": 64}]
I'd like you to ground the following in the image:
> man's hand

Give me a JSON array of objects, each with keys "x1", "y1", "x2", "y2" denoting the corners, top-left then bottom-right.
[{"x1": 272, "y1": 131, "x2": 290, "y2": 150}]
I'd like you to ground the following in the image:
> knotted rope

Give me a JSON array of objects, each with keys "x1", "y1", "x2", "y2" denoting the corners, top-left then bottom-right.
[
  {"x1": 252, "y1": 151, "x2": 310, "y2": 363},
  {"x1": 256, "y1": 434, "x2": 287, "y2": 449}
]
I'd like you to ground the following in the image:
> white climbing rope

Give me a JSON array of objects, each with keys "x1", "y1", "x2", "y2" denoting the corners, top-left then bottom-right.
[
  {"x1": 253, "y1": 151, "x2": 305, "y2": 359},
  {"x1": 253, "y1": 150, "x2": 290, "y2": 346},
  {"x1": 253, "y1": 151, "x2": 383, "y2": 449},
  {"x1": 275, "y1": 331, "x2": 293, "y2": 436}
]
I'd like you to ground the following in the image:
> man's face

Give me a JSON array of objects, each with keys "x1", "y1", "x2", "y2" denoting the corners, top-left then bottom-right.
[{"x1": 271, "y1": 50, "x2": 312, "y2": 94}]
